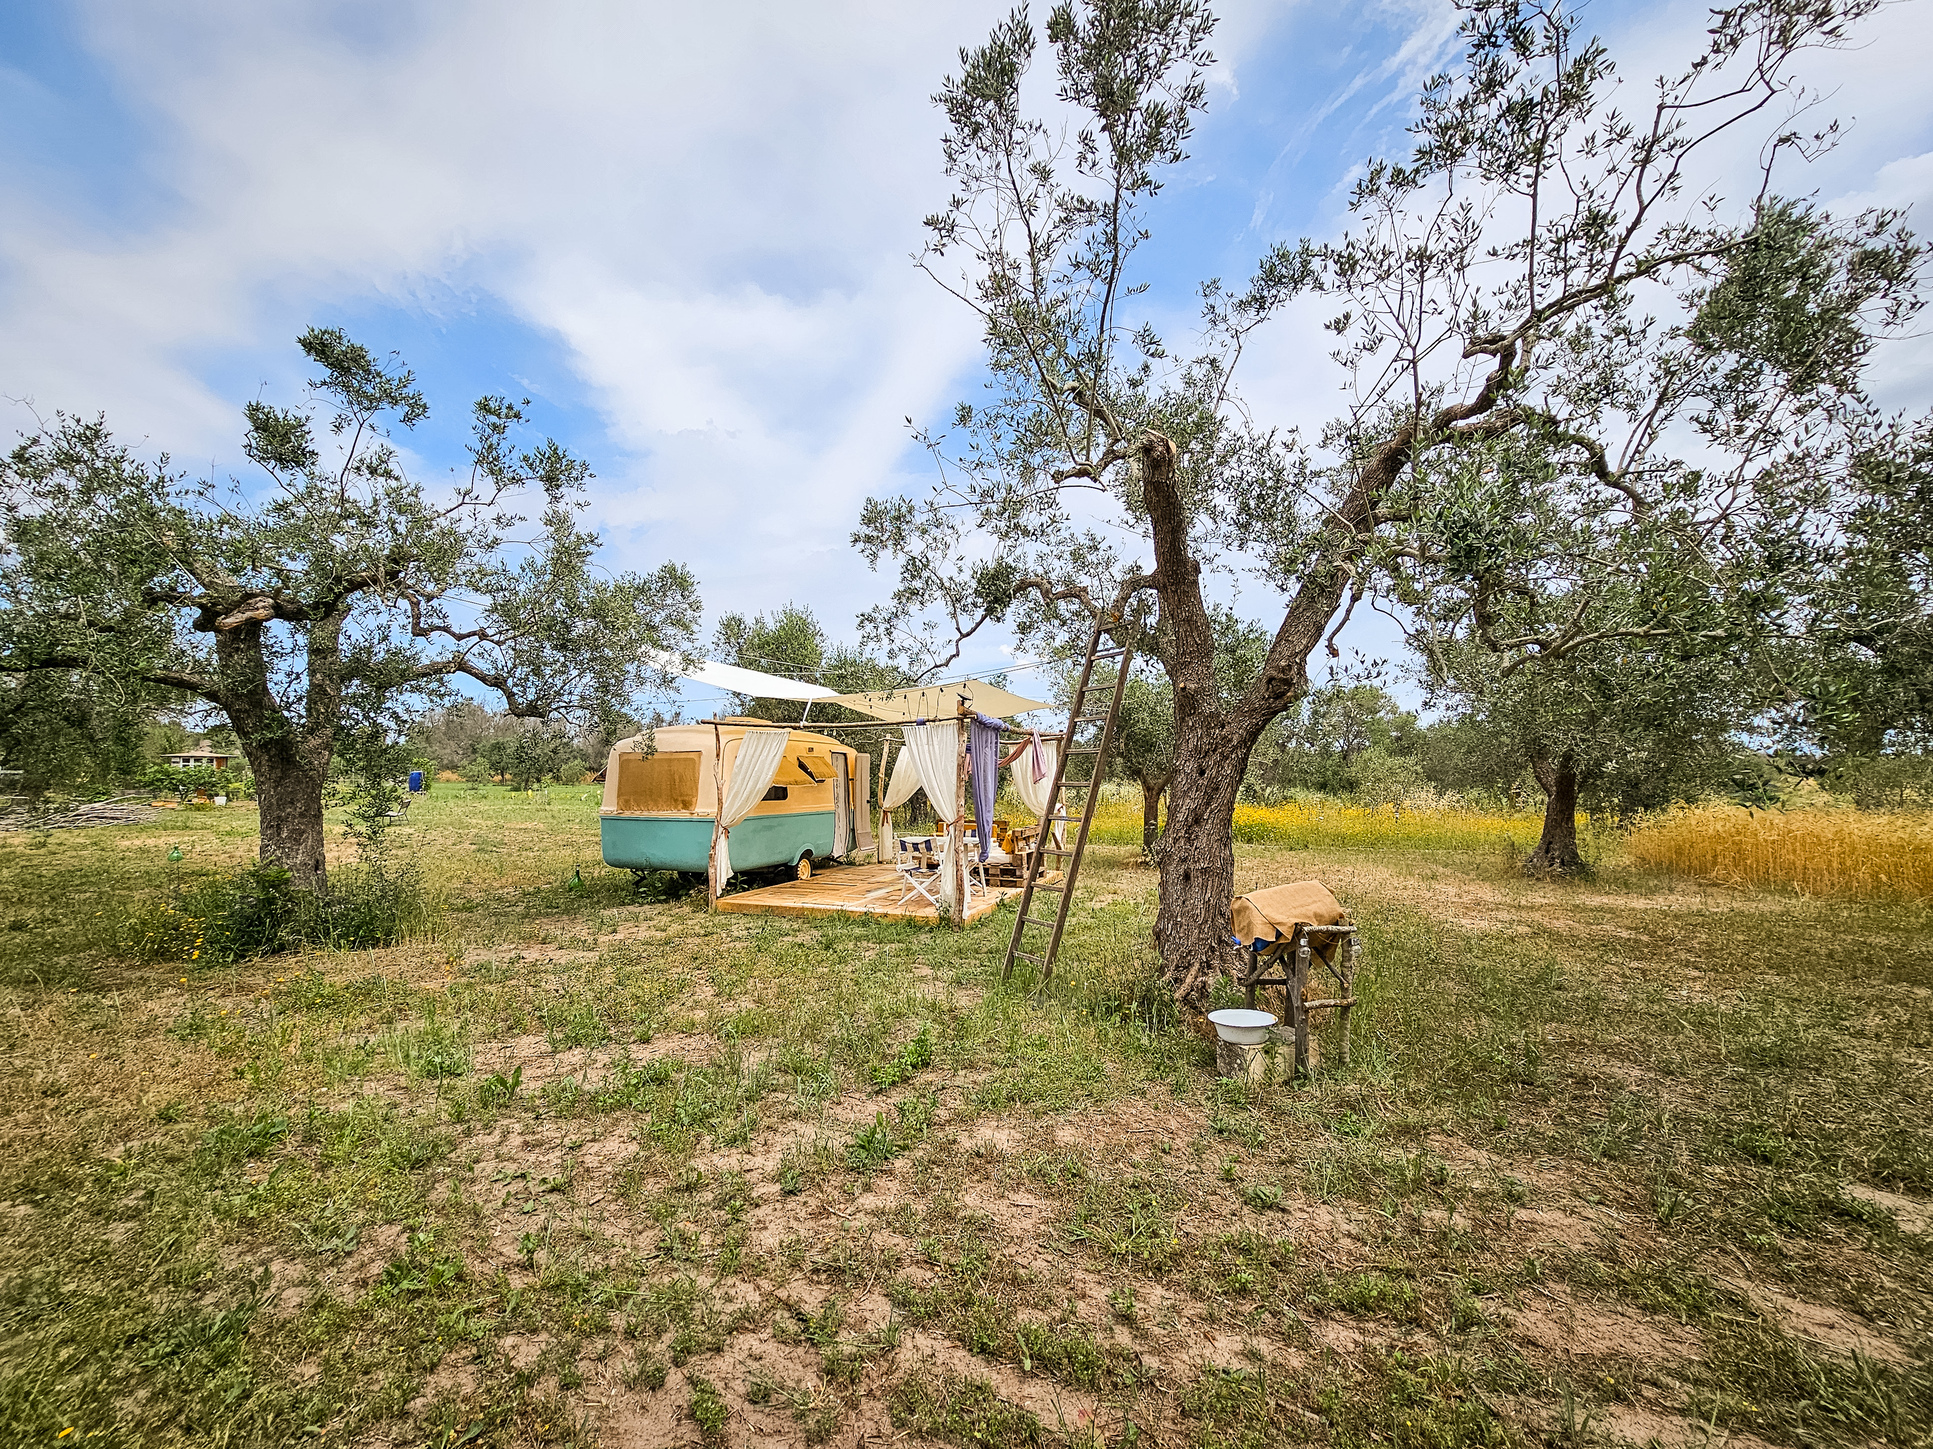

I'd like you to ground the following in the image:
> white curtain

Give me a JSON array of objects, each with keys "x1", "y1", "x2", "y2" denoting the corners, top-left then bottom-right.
[
  {"x1": 712, "y1": 729, "x2": 790, "y2": 894},
  {"x1": 878, "y1": 746, "x2": 921, "y2": 857},
  {"x1": 901, "y1": 721, "x2": 962, "y2": 906},
  {"x1": 832, "y1": 756, "x2": 850, "y2": 857},
  {"x1": 1010, "y1": 737, "x2": 1066, "y2": 847},
  {"x1": 1011, "y1": 737, "x2": 1056, "y2": 818},
  {"x1": 881, "y1": 747, "x2": 922, "y2": 810},
  {"x1": 900, "y1": 722, "x2": 960, "y2": 818}
]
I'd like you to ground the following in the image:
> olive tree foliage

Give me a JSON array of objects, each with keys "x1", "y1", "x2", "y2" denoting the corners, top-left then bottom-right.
[
  {"x1": 1387, "y1": 191, "x2": 1922, "y2": 868},
  {"x1": 1770, "y1": 409, "x2": 1933, "y2": 760},
  {"x1": 0, "y1": 328, "x2": 701, "y2": 885},
  {"x1": 856, "y1": 0, "x2": 1894, "y2": 1002},
  {"x1": 1424, "y1": 636, "x2": 1744, "y2": 855},
  {"x1": 0, "y1": 671, "x2": 157, "y2": 798}
]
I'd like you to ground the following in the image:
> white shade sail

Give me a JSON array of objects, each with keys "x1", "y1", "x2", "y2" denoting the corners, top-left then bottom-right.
[{"x1": 647, "y1": 649, "x2": 837, "y2": 702}]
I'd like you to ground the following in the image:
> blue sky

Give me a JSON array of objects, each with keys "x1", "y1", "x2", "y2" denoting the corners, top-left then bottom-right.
[{"x1": 5, "y1": 0, "x2": 1930, "y2": 716}]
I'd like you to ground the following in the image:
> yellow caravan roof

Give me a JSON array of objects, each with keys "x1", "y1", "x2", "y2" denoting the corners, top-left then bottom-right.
[{"x1": 610, "y1": 720, "x2": 848, "y2": 755}]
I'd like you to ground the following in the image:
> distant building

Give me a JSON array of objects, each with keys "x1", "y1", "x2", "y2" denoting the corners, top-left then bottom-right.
[{"x1": 165, "y1": 740, "x2": 234, "y2": 769}]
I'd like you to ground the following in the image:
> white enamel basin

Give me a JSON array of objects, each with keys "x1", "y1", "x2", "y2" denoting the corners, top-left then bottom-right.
[{"x1": 1207, "y1": 1008, "x2": 1278, "y2": 1045}]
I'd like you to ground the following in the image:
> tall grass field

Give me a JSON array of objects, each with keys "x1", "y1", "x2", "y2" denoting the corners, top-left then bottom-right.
[
  {"x1": 1076, "y1": 790, "x2": 1931, "y2": 902},
  {"x1": 1081, "y1": 793, "x2": 1559, "y2": 852},
  {"x1": 1628, "y1": 802, "x2": 1933, "y2": 900}
]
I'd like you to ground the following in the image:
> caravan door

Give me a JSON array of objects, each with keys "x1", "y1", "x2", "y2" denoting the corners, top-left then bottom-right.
[{"x1": 832, "y1": 753, "x2": 851, "y2": 857}]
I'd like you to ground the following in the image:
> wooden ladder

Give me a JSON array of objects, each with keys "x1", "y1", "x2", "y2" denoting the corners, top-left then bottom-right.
[{"x1": 1000, "y1": 621, "x2": 1132, "y2": 988}]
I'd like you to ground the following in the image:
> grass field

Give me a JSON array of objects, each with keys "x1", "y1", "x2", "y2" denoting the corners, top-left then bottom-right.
[
  {"x1": 0, "y1": 787, "x2": 1928, "y2": 1448},
  {"x1": 1626, "y1": 801, "x2": 1933, "y2": 901},
  {"x1": 1084, "y1": 795, "x2": 1581, "y2": 856}
]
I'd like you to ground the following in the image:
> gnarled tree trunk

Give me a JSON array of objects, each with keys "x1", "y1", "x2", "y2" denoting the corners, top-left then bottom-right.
[
  {"x1": 1153, "y1": 714, "x2": 1258, "y2": 1006},
  {"x1": 1526, "y1": 748, "x2": 1583, "y2": 874},
  {"x1": 1136, "y1": 431, "x2": 1310, "y2": 1009},
  {"x1": 1133, "y1": 365, "x2": 1490, "y2": 1003},
  {"x1": 215, "y1": 614, "x2": 342, "y2": 890},
  {"x1": 248, "y1": 746, "x2": 330, "y2": 887}
]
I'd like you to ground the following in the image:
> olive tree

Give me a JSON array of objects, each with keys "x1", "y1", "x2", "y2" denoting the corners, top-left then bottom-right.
[
  {"x1": 859, "y1": 0, "x2": 1900, "y2": 1003},
  {"x1": 1, "y1": 328, "x2": 701, "y2": 886},
  {"x1": 1390, "y1": 198, "x2": 1921, "y2": 868}
]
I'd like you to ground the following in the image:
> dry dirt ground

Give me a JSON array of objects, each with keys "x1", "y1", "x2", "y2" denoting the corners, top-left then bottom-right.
[{"x1": 0, "y1": 793, "x2": 1927, "y2": 1448}]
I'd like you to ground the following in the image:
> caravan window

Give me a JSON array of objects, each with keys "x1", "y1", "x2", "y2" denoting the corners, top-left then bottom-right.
[
  {"x1": 762, "y1": 785, "x2": 788, "y2": 802},
  {"x1": 616, "y1": 751, "x2": 701, "y2": 813}
]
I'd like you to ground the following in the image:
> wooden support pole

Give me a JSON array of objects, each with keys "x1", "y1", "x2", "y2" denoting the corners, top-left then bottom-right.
[
  {"x1": 1340, "y1": 937, "x2": 1359, "y2": 1067},
  {"x1": 707, "y1": 721, "x2": 725, "y2": 910},
  {"x1": 1292, "y1": 941, "x2": 1311, "y2": 1078},
  {"x1": 950, "y1": 700, "x2": 968, "y2": 929}
]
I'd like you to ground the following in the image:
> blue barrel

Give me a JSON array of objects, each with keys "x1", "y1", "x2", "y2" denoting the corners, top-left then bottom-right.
[{"x1": 408, "y1": 770, "x2": 424, "y2": 792}]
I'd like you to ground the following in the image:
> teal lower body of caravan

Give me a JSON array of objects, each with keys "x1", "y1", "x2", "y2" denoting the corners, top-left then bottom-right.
[{"x1": 600, "y1": 812, "x2": 836, "y2": 875}]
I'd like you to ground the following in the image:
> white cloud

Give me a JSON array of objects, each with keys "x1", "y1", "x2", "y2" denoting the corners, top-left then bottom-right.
[{"x1": 0, "y1": 0, "x2": 1018, "y2": 624}]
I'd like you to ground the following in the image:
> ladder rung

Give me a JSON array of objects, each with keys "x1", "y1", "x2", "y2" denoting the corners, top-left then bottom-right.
[
  {"x1": 1009, "y1": 950, "x2": 1046, "y2": 965},
  {"x1": 1039, "y1": 846, "x2": 1074, "y2": 857},
  {"x1": 1031, "y1": 881, "x2": 1063, "y2": 891},
  {"x1": 1068, "y1": 714, "x2": 1107, "y2": 724},
  {"x1": 1019, "y1": 914, "x2": 1055, "y2": 929},
  {"x1": 1066, "y1": 747, "x2": 1100, "y2": 755},
  {"x1": 1091, "y1": 647, "x2": 1128, "y2": 659}
]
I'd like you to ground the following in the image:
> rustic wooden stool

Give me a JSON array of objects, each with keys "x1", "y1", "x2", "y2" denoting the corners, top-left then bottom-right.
[{"x1": 1241, "y1": 923, "x2": 1360, "y2": 1078}]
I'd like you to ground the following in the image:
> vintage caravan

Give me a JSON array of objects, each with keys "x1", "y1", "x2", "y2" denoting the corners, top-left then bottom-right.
[{"x1": 600, "y1": 719, "x2": 871, "y2": 878}]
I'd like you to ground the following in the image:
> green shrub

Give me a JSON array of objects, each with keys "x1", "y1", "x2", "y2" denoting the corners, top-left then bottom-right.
[
  {"x1": 313, "y1": 859, "x2": 435, "y2": 950},
  {"x1": 119, "y1": 858, "x2": 435, "y2": 965}
]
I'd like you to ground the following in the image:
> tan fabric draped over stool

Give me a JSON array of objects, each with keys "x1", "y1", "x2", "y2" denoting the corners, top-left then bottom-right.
[{"x1": 1232, "y1": 881, "x2": 1350, "y2": 964}]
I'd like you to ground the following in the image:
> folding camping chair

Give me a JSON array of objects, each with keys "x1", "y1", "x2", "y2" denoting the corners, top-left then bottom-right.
[
  {"x1": 893, "y1": 834, "x2": 944, "y2": 911},
  {"x1": 1232, "y1": 882, "x2": 1362, "y2": 1078}
]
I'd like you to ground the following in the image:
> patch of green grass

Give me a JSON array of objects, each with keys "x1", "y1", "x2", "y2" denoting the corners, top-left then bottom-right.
[
  {"x1": 687, "y1": 1372, "x2": 728, "y2": 1442},
  {"x1": 845, "y1": 1092, "x2": 936, "y2": 1171},
  {"x1": 887, "y1": 1371, "x2": 1042, "y2": 1448},
  {"x1": 888, "y1": 1269, "x2": 1132, "y2": 1390},
  {"x1": 1067, "y1": 1176, "x2": 1179, "y2": 1267},
  {"x1": 1693, "y1": 1319, "x2": 1932, "y2": 1447},
  {"x1": 1312, "y1": 1269, "x2": 1426, "y2": 1325},
  {"x1": 870, "y1": 1023, "x2": 934, "y2": 1090}
]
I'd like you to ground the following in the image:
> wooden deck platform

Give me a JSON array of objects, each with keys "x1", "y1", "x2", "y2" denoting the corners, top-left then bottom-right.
[{"x1": 714, "y1": 862, "x2": 1056, "y2": 925}]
